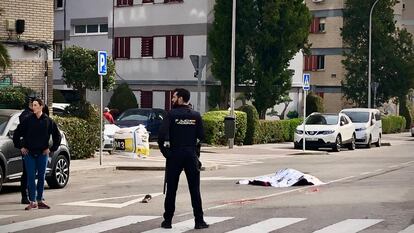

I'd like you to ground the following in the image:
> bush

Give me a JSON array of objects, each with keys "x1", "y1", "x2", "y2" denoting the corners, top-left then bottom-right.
[
  {"x1": 108, "y1": 83, "x2": 138, "y2": 114},
  {"x1": 255, "y1": 118, "x2": 303, "y2": 144},
  {"x1": 399, "y1": 102, "x2": 412, "y2": 129},
  {"x1": 382, "y1": 115, "x2": 406, "y2": 134},
  {"x1": 237, "y1": 105, "x2": 259, "y2": 145},
  {"x1": 287, "y1": 110, "x2": 299, "y2": 119},
  {"x1": 306, "y1": 92, "x2": 324, "y2": 116},
  {"x1": 0, "y1": 86, "x2": 35, "y2": 109},
  {"x1": 53, "y1": 116, "x2": 99, "y2": 159},
  {"x1": 202, "y1": 111, "x2": 247, "y2": 145}
]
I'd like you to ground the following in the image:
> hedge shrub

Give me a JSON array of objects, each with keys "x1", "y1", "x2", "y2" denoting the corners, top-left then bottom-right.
[
  {"x1": 237, "y1": 105, "x2": 259, "y2": 145},
  {"x1": 0, "y1": 86, "x2": 35, "y2": 109},
  {"x1": 255, "y1": 118, "x2": 303, "y2": 144},
  {"x1": 108, "y1": 83, "x2": 138, "y2": 114},
  {"x1": 306, "y1": 92, "x2": 324, "y2": 116},
  {"x1": 202, "y1": 111, "x2": 247, "y2": 145},
  {"x1": 382, "y1": 115, "x2": 406, "y2": 134}
]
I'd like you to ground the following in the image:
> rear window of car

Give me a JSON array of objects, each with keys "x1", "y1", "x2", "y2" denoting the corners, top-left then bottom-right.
[
  {"x1": 342, "y1": 112, "x2": 370, "y2": 123},
  {"x1": 306, "y1": 114, "x2": 338, "y2": 125},
  {"x1": 0, "y1": 116, "x2": 10, "y2": 135},
  {"x1": 117, "y1": 110, "x2": 149, "y2": 121}
]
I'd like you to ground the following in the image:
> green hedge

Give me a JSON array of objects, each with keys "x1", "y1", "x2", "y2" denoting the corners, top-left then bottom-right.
[
  {"x1": 53, "y1": 115, "x2": 100, "y2": 160},
  {"x1": 255, "y1": 118, "x2": 303, "y2": 144},
  {"x1": 382, "y1": 115, "x2": 406, "y2": 134},
  {"x1": 237, "y1": 105, "x2": 259, "y2": 145},
  {"x1": 202, "y1": 111, "x2": 247, "y2": 145}
]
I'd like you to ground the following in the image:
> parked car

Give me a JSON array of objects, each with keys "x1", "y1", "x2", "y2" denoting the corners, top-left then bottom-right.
[
  {"x1": 115, "y1": 108, "x2": 166, "y2": 140},
  {"x1": 340, "y1": 108, "x2": 382, "y2": 148},
  {"x1": 294, "y1": 113, "x2": 356, "y2": 152},
  {"x1": 52, "y1": 103, "x2": 70, "y2": 116},
  {"x1": 0, "y1": 109, "x2": 71, "y2": 192}
]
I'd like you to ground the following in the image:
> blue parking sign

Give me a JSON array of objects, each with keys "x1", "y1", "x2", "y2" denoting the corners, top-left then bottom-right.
[
  {"x1": 303, "y1": 73, "x2": 310, "y2": 91},
  {"x1": 98, "y1": 51, "x2": 107, "y2": 75}
]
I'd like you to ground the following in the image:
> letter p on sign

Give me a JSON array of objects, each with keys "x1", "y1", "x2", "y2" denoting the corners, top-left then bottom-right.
[{"x1": 98, "y1": 51, "x2": 107, "y2": 75}]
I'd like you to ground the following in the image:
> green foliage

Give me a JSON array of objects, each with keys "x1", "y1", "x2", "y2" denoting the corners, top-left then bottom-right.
[
  {"x1": 0, "y1": 42, "x2": 11, "y2": 72},
  {"x1": 60, "y1": 46, "x2": 116, "y2": 101},
  {"x1": 382, "y1": 115, "x2": 406, "y2": 134},
  {"x1": 341, "y1": 0, "x2": 414, "y2": 107},
  {"x1": 255, "y1": 118, "x2": 303, "y2": 144},
  {"x1": 0, "y1": 86, "x2": 36, "y2": 109},
  {"x1": 108, "y1": 83, "x2": 138, "y2": 114},
  {"x1": 306, "y1": 92, "x2": 324, "y2": 116},
  {"x1": 287, "y1": 110, "x2": 299, "y2": 119},
  {"x1": 53, "y1": 116, "x2": 99, "y2": 159},
  {"x1": 208, "y1": 0, "x2": 311, "y2": 114},
  {"x1": 237, "y1": 105, "x2": 259, "y2": 145},
  {"x1": 399, "y1": 98, "x2": 412, "y2": 129},
  {"x1": 202, "y1": 111, "x2": 247, "y2": 145},
  {"x1": 53, "y1": 89, "x2": 66, "y2": 103},
  {"x1": 66, "y1": 100, "x2": 98, "y2": 120}
]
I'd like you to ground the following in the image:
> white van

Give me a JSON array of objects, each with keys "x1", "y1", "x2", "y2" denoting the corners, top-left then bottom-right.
[{"x1": 340, "y1": 108, "x2": 382, "y2": 148}]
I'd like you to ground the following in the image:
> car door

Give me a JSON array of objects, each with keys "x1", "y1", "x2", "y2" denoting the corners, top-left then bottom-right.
[
  {"x1": 2, "y1": 114, "x2": 23, "y2": 180},
  {"x1": 340, "y1": 115, "x2": 353, "y2": 142}
]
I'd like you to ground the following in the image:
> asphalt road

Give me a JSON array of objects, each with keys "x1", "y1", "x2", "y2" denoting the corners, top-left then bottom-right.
[{"x1": 0, "y1": 133, "x2": 413, "y2": 233}]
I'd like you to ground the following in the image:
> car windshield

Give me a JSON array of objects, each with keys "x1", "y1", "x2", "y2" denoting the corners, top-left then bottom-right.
[
  {"x1": 117, "y1": 110, "x2": 149, "y2": 121},
  {"x1": 0, "y1": 115, "x2": 10, "y2": 135},
  {"x1": 305, "y1": 114, "x2": 338, "y2": 125},
  {"x1": 342, "y1": 112, "x2": 369, "y2": 123}
]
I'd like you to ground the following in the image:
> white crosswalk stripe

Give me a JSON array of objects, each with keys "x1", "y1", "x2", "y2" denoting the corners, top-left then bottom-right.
[
  {"x1": 56, "y1": 215, "x2": 160, "y2": 233},
  {"x1": 313, "y1": 219, "x2": 383, "y2": 233},
  {"x1": 141, "y1": 217, "x2": 233, "y2": 233},
  {"x1": 226, "y1": 218, "x2": 306, "y2": 233},
  {"x1": 0, "y1": 215, "x2": 17, "y2": 220},
  {"x1": 0, "y1": 215, "x2": 88, "y2": 233},
  {"x1": 400, "y1": 224, "x2": 414, "y2": 233}
]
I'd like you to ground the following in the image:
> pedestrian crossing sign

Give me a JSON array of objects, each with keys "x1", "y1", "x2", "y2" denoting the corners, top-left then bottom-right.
[{"x1": 303, "y1": 73, "x2": 310, "y2": 91}]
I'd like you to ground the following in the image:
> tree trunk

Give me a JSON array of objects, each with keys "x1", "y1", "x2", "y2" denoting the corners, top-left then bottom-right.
[{"x1": 219, "y1": 86, "x2": 229, "y2": 110}]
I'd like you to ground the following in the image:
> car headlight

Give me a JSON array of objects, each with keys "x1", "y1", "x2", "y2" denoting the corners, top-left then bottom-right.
[
  {"x1": 320, "y1": 130, "x2": 335, "y2": 135},
  {"x1": 296, "y1": 129, "x2": 303, "y2": 134},
  {"x1": 356, "y1": 127, "x2": 367, "y2": 131}
]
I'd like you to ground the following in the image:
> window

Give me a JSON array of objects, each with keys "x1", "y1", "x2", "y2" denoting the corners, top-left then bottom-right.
[
  {"x1": 55, "y1": 0, "x2": 64, "y2": 10},
  {"x1": 53, "y1": 40, "x2": 63, "y2": 59},
  {"x1": 304, "y1": 55, "x2": 325, "y2": 71},
  {"x1": 114, "y1": 37, "x2": 131, "y2": 59},
  {"x1": 141, "y1": 37, "x2": 154, "y2": 57},
  {"x1": 164, "y1": 0, "x2": 183, "y2": 2},
  {"x1": 117, "y1": 0, "x2": 133, "y2": 6},
  {"x1": 316, "y1": 92, "x2": 324, "y2": 99},
  {"x1": 166, "y1": 35, "x2": 183, "y2": 58},
  {"x1": 143, "y1": 0, "x2": 154, "y2": 3},
  {"x1": 310, "y1": 17, "x2": 326, "y2": 33},
  {"x1": 74, "y1": 24, "x2": 108, "y2": 35},
  {"x1": 141, "y1": 91, "x2": 153, "y2": 108}
]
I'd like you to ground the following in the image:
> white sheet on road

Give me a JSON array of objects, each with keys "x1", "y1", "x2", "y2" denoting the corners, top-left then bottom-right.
[{"x1": 237, "y1": 168, "x2": 324, "y2": 187}]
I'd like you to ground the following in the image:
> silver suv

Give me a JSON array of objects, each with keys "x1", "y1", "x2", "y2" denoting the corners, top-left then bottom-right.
[{"x1": 0, "y1": 109, "x2": 70, "y2": 192}]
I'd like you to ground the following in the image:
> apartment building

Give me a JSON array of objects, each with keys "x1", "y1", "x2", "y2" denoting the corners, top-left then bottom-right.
[
  {"x1": 53, "y1": 0, "x2": 216, "y2": 113},
  {"x1": 305, "y1": 0, "x2": 346, "y2": 113},
  {"x1": 0, "y1": 0, "x2": 54, "y2": 105}
]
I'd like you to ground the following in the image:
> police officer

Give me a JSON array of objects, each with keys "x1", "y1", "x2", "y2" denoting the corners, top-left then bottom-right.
[{"x1": 158, "y1": 88, "x2": 209, "y2": 230}]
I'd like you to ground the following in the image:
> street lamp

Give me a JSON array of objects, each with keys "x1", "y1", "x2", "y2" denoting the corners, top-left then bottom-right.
[
  {"x1": 228, "y1": 0, "x2": 236, "y2": 148},
  {"x1": 368, "y1": 0, "x2": 380, "y2": 108}
]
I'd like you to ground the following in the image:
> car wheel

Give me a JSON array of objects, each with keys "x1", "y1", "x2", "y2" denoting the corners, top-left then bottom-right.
[
  {"x1": 294, "y1": 142, "x2": 301, "y2": 149},
  {"x1": 366, "y1": 135, "x2": 372, "y2": 148},
  {"x1": 46, "y1": 154, "x2": 69, "y2": 189},
  {"x1": 348, "y1": 134, "x2": 356, "y2": 150},
  {"x1": 333, "y1": 135, "x2": 341, "y2": 152},
  {"x1": 375, "y1": 135, "x2": 381, "y2": 147},
  {"x1": 0, "y1": 165, "x2": 3, "y2": 193}
]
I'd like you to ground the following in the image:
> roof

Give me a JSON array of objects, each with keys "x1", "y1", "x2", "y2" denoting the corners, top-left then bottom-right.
[
  {"x1": 0, "y1": 109, "x2": 23, "y2": 117},
  {"x1": 340, "y1": 108, "x2": 380, "y2": 113}
]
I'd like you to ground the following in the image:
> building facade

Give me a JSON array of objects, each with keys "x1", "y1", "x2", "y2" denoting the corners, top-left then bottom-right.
[{"x1": 0, "y1": 0, "x2": 54, "y2": 105}]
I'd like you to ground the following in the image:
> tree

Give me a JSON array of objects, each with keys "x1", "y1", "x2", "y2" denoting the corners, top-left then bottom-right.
[
  {"x1": 108, "y1": 82, "x2": 138, "y2": 114},
  {"x1": 208, "y1": 0, "x2": 311, "y2": 118},
  {"x1": 0, "y1": 42, "x2": 11, "y2": 72},
  {"x1": 60, "y1": 46, "x2": 116, "y2": 101},
  {"x1": 341, "y1": 0, "x2": 405, "y2": 107}
]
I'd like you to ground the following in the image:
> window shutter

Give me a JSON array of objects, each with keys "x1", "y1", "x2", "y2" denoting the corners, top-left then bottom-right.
[
  {"x1": 141, "y1": 91, "x2": 153, "y2": 108},
  {"x1": 117, "y1": 0, "x2": 122, "y2": 6},
  {"x1": 312, "y1": 55, "x2": 318, "y2": 71},
  {"x1": 166, "y1": 36, "x2": 171, "y2": 57},
  {"x1": 128, "y1": 0, "x2": 133, "y2": 5},
  {"x1": 304, "y1": 55, "x2": 310, "y2": 71},
  {"x1": 141, "y1": 37, "x2": 153, "y2": 57},
  {"x1": 125, "y1": 37, "x2": 130, "y2": 58},
  {"x1": 178, "y1": 35, "x2": 183, "y2": 58},
  {"x1": 114, "y1": 37, "x2": 119, "y2": 58},
  {"x1": 165, "y1": 91, "x2": 172, "y2": 110}
]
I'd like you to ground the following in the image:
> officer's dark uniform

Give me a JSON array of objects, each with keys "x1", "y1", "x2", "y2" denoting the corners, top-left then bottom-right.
[
  {"x1": 19, "y1": 107, "x2": 33, "y2": 203},
  {"x1": 158, "y1": 104, "x2": 205, "y2": 225}
]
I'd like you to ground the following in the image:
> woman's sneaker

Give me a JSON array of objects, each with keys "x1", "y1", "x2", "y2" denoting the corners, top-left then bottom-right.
[
  {"x1": 37, "y1": 202, "x2": 51, "y2": 209},
  {"x1": 24, "y1": 202, "x2": 38, "y2": 210}
]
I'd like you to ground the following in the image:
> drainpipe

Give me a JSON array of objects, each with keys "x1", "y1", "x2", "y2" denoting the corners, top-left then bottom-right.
[{"x1": 44, "y1": 49, "x2": 49, "y2": 105}]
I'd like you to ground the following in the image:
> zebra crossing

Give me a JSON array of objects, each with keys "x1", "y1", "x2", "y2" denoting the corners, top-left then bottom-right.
[{"x1": 0, "y1": 214, "x2": 413, "y2": 233}]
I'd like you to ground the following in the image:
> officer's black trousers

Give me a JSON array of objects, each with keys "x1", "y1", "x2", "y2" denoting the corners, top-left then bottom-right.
[
  {"x1": 20, "y1": 158, "x2": 28, "y2": 199},
  {"x1": 163, "y1": 147, "x2": 204, "y2": 223}
]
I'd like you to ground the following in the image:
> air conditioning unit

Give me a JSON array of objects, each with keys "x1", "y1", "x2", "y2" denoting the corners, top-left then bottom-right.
[{"x1": 312, "y1": 0, "x2": 324, "y2": 3}]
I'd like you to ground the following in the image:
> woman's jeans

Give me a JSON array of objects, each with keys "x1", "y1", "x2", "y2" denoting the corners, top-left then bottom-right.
[{"x1": 24, "y1": 154, "x2": 48, "y2": 202}]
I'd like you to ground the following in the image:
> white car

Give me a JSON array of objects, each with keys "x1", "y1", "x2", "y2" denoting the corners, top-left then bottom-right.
[
  {"x1": 104, "y1": 122, "x2": 120, "y2": 154},
  {"x1": 294, "y1": 113, "x2": 356, "y2": 152},
  {"x1": 340, "y1": 108, "x2": 382, "y2": 148}
]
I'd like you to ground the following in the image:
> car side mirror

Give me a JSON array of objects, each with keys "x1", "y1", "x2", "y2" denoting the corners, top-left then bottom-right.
[
  {"x1": 371, "y1": 119, "x2": 376, "y2": 126},
  {"x1": 340, "y1": 121, "x2": 345, "y2": 126}
]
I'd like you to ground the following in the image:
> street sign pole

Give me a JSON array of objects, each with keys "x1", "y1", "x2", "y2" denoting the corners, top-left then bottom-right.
[
  {"x1": 98, "y1": 51, "x2": 107, "y2": 166},
  {"x1": 302, "y1": 73, "x2": 310, "y2": 152},
  {"x1": 190, "y1": 55, "x2": 207, "y2": 112}
]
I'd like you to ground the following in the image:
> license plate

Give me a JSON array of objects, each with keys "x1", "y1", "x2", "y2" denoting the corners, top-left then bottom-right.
[
  {"x1": 306, "y1": 138, "x2": 318, "y2": 141},
  {"x1": 115, "y1": 139, "x2": 126, "y2": 150}
]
